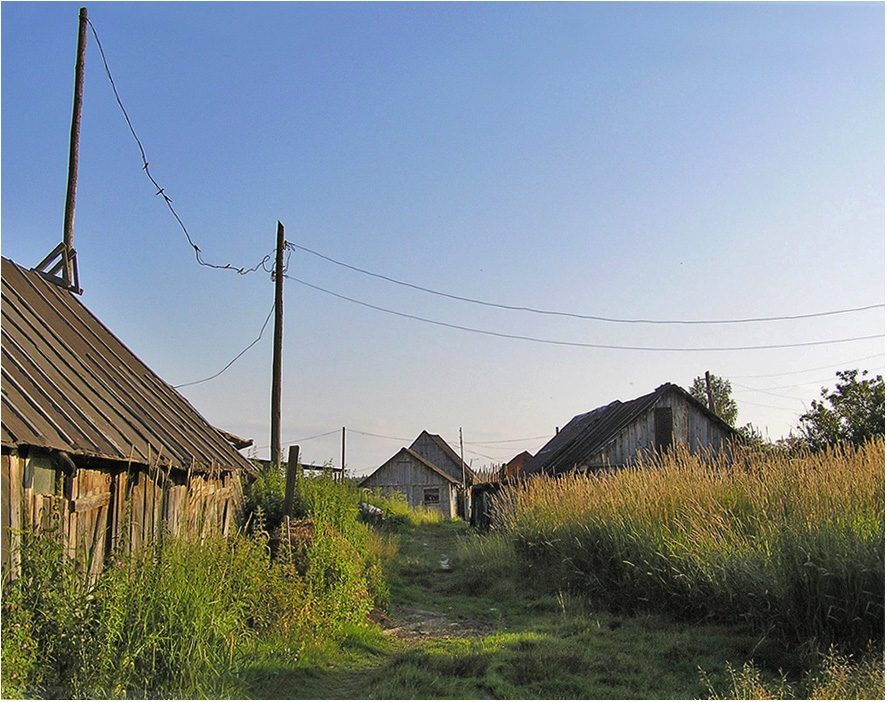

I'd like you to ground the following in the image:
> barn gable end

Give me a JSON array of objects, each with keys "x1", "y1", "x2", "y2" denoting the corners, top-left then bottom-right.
[{"x1": 360, "y1": 447, "x2": 458, "y2": 518}]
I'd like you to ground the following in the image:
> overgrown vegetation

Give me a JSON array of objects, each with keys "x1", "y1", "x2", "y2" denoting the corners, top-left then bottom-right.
[
  {"x1": 494, "y1": 440, "x2": 884, "y2": 653},
  {"x1": 4, "y1": 444, "x2": 883, "y2": 699},
  {"x1": 702, "y1": 647, "x2": 885, "y2": 700},
  {"x1": 1, "y1": 470, "x2": 392, "y2": 699},
  {"x1": 361, "y1": 488, "x2": 444, "y2": 528}
]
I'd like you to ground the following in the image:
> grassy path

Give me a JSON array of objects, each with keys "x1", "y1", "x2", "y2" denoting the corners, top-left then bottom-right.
[{"x1": 245, "y1": 521, "x2": 777, "y2": 699}]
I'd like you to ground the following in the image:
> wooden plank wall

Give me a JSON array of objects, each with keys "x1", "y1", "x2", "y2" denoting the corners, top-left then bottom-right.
[
  {"x1": 362, "y1": 454, "x2": 457, "y2": 518},
  {"x1": 2, "y1": 449, "x2": 244, "y2": 582}
]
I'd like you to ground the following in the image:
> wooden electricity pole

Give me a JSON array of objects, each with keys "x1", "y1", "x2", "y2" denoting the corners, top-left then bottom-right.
[
  {"x1": 341, "y1": 427, "x2": 346, "y2": 482},
  {"x1": 270, "y1": 221, "x2": 285, "y2": 471},
  {"x1": 62, "y1": 7, "x2": 88, "y2": 287},
  {"x1": 36, "y1": 6, "x2": 87, "y2": 293}
]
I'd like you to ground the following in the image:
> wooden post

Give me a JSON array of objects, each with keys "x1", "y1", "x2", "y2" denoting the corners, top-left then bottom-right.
[
  {"x1": 270, "y1": 221, "x2": 285, "y2": 471},
  {"x1": 62, "y1": 7, "x2": 88, "y2": 289},
  {"x1": 341, "y1": 427, "x2": 346, "y2": 482},
  {"x1": 459, "y1": 427, "x2": 466, "y2": 519},
  {"x1": 705, "y1": 371, "x2": 715, "y2": 414},
  {"x1": 282, "y1": 445, "x2": 299, "y2": 518}
]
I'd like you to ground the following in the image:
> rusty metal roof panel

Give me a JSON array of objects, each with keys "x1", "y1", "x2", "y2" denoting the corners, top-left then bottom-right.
[{"x1": 1, "y1": 257, "x2": 253, "y2": 474}]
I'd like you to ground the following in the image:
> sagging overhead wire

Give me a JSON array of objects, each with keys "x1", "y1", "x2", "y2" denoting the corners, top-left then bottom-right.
[
  {"x1": 284, "y1": 273, "x2": 885, "y2": 353},
  {"x1": 292, "y1": 243, "x2": 885, "y2": 325},
  {"x1": 87, "y1": 18, "x2": 274, "y2": 275},
  {"x1": 173, "y1": 303, "x2": 275, "y2": 388},
  {"x1": 729, "y1": 353, "x2": 885, "y2": 379}
]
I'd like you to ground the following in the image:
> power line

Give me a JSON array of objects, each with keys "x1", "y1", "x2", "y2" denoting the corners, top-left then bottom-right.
[
  {"x1": 739, "y1": 398, "x2": 807, "y2": 412},
  {"x1": 733, "y1": 367, "x2": 885, "y2": 394},
  {"x1": 732, "y1": 382, "x2": 814, "y2": 402},
  {"x1": 87, "y1": 18, "x2": 274, "y2": 275},
  {"x1": 347, "y1": 429, "x2": 413, "y2": 442},
  {"x1": 173, "y1": 303, "x2": 275, "y2": 388},
  {"x1": 285, "y1": 273, "x2": 884, "y2": 353},
  {"x1": 729, "y1": 353, "x2": 885, "y2": 379},
  {"x1": 464, "y1": 434, "x2": 552, "y2": 446},
  {"x1": 292, "y1": 243, "x2": 885, "y2": 325}
]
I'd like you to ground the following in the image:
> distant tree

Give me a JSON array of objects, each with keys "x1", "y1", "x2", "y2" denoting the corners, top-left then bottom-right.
[
  {"x1": 689, "y1": 373, "x2": 738, "y2": 427},
  {"x1": 798, "y1": 369, "x2": 885, "y2": 450}
]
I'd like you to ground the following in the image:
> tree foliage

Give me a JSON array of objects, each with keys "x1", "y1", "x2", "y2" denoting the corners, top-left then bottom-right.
[
  {"x1": 798, "y1": 369, "x2": 885, "y2": 450},
  {"x1": 689, "y1": 373, "x2": 738, "y2": 427}
]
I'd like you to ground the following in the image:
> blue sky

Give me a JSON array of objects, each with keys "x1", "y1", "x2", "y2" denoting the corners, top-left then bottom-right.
[{"x1": 2, "y1": 2, "x2": 884, "y2": 475}]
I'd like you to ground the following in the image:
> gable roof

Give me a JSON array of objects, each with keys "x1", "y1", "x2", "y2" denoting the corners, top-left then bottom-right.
[
  {"x1": 359, "y1": 446, "x2": 461, "y2": 487},
  {"x1": 410, "y1": 430, "x2": 473, "y2": 480},
  {"x1": 523, "y1": 383, "x2": 738, "y2": 476},
  {"x1": 1, "y1": 257, "x2": 254, "y2": 475}
]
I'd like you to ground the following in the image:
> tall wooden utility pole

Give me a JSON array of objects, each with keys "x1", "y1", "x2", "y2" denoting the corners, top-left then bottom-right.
[
  {"x1": 270, "y1": 221, "x2": 285, "y2": 471},
  {"x1": 36, "y1": 6, "x2": 87, "y2": 293},
  {"x1": 63, "y1": 7, "x2": 88, "y2": 285}
]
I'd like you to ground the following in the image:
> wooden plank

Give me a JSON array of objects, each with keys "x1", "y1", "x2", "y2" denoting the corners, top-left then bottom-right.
[
  {"x1": 88, "y1": 499, "x2": 109, "y2": 582},
  {"x1": 153, "y1": 474, "x2": 162, "y2": 540},
  {"x1": 7, "y1": 455, "x2": 24, "y2": 579},
  {"x1": 70, "y1": 491, "x2": 111, "y2": 514},
  {"x1": 130, "y1": 472, "x2": 143, "y2": 554},
  {"x1": 2, "y1": 454, "x2": 11, "y2": 577}
]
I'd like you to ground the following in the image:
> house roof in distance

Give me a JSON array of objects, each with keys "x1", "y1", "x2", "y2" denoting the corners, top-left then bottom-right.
[
  {"x1": 523, "y1": 383, "x2": 738, "y2": 476},
  {"x1": 1, "y1": 257, "x2": 254, "y2": 475}
]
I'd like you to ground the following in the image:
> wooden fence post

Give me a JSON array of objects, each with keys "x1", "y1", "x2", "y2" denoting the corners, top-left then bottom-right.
[{"x1": 282, "y1": 445, "x2": 300, "y2": 519}]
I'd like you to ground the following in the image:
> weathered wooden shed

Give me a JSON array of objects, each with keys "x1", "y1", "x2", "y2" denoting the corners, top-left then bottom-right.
[
  {"x1": 360, "y1": 447, "x2": 460, "y2": 518},
  {"x1": 1, "y1": 257, "x2": 255, "y2": 580},
  {"x1": 408, "y1": 431, "x2": 473, "y2": 485},
  {"x1": 522, "y1": 383, "x2": 738, "y2": 477}
]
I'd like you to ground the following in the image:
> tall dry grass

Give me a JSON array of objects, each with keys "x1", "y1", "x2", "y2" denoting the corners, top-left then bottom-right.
[{"x1": 495, "y1": 440, "x2": 884, "y2": 651}]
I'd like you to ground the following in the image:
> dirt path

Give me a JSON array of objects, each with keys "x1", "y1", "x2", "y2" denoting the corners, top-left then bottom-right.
[{"x1": 378, "y1": 606, "x2": 495, "y2": 641}]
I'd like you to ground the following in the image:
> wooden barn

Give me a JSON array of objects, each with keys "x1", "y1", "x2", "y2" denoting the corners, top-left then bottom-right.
[
  {"x1": 360, "y1": 448, "x2": 460, "y2": 518},
  {"x1": 522, "y1": 383, "x2": 739, "y2": 477},
  {"x1": 1, "y1": 257, "x2": 255, "y2": 580},
  {"x1": 360, "y1": 431, "x2": 474, "y2": 518}
]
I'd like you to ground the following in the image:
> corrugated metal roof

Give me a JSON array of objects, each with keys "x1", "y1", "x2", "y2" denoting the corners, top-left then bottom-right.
[
  {"x1": 523, "y1": 383, "x2": 737, "y2": 476},
  {"x1": 1, "y1": 257, "x2": 253, "y2": 475}
]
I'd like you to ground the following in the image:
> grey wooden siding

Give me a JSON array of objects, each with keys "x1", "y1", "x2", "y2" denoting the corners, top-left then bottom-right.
[
  {"x1": 361, "y1": 453, "x2": 457, "y2": 518},
  {"x1": 593, "y1": 393, "x2": 734, "y2": 470},
  {"x1": 2, "y1": 448, "x2": 242, "y2": 582},
  {"x1": 409, "y1": 433, "x2": 464, "y2": 483}
]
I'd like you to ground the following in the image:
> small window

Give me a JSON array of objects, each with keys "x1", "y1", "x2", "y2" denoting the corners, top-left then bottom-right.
[{"x1": 423, "y1": 488, "x2": 440, "y2": 505}]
